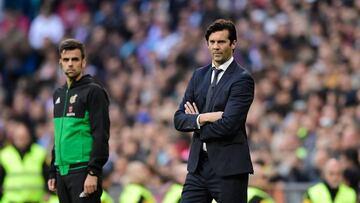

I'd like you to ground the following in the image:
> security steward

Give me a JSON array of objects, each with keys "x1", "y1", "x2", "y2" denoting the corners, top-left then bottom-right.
[
  {"x1": 303, "y1": 158, "x2": 357, "y2": 203},
  {"x1": 0, "y1": 121, "x2": 48, "y2": 203}
]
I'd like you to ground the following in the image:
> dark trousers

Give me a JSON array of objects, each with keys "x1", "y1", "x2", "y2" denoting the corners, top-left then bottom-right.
[
  {"x1": 181, "y1": 151, "x2": 249, "y2": 203},
  {"x1": 56, "y1": 168, "x2": 102, "y2": 203}
]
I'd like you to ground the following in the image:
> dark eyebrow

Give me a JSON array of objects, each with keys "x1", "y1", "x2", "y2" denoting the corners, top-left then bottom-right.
[
  {"x1": 62, "y1": 56, "x2": 80, "y2": 60},
  {"x1": 209, "y1": 39, "x2": 227, "y2": 43}
]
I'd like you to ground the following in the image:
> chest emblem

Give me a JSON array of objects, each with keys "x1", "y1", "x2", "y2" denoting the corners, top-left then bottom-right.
[
  {"x1": 66, "y1": 105, "x2": 75, "y2": 117},
  {"x1": 69, "y1": 94, "x2": 78, "y2": 104},
  {"x1": 55, "y1": 97, "x2": 60, "y2": 104}
]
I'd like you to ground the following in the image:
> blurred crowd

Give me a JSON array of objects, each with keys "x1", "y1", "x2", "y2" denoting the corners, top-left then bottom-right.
[{"x1": 0, "y1": 0, "x2": 359, "y2": 202}]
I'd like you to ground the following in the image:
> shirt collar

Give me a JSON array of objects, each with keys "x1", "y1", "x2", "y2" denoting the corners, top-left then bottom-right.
[{"x1": 212, "y1": 57, "x2": 233, "y2": 72}]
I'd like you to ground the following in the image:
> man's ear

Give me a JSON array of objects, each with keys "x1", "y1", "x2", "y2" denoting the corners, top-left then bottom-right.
[
  {"x1": 231, "y1": 40, "x2": 236, "y2": 49},
  {"x1": 82, "y1": 58, "x2": 87, "y2": 68}
]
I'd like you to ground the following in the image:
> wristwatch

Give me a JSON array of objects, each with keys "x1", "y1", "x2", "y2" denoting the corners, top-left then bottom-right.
[{"x1": 88, "y1": 170, "x2": 97, "y2": 176}]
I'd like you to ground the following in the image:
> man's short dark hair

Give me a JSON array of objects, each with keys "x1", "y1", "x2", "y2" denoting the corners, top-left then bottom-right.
[
  {"x1": 59, "y1": 39, "x2": 86, "y2": 59},
  {"x1": 205, "y1": 19, "x2": 237, "y2": 43}
]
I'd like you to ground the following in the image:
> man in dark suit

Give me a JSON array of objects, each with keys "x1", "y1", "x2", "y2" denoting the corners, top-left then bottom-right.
[{"x1": 174, "y1": 19, "x2": 255, "y2": 202}]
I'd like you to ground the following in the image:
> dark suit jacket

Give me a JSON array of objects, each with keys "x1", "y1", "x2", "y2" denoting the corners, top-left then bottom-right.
[{"x1": 174, "y1": 60, "x2": 254, "y2": 177}]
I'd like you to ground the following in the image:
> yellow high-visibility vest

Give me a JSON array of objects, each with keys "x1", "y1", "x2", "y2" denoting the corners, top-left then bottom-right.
[
  {"x1": 0, "y1": 144, "x2": 46, "y2": 203},
  {"x1": 101, "y1": 190, "x2": 114, "y2": 203},
  {"x1": 119, "y1": 183, "x2": 156, "y2": 203},
  {"x1": 163, "y1": 183, "x2": 182, "y2": 203},
  {"x1": 306, "y1": 182, "x2": 356, "y2": 203},
  {"x1": 248, "y1": 187, "x2": 275, "y2": 203}
]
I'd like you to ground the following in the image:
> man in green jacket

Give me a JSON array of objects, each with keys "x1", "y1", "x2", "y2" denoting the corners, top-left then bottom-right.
[{"x1": 48, "y1": 38, "x2": 110, "y2": 203}]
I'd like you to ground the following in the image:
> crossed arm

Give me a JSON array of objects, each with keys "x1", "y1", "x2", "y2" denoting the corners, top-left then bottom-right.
[{"x1": 183, "y1": 101, "x2": 223, "y2": 125}]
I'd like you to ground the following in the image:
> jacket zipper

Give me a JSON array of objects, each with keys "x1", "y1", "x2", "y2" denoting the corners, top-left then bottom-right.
[{"x1": 59, "y1": 88, "x2": 69, "y2": 166}]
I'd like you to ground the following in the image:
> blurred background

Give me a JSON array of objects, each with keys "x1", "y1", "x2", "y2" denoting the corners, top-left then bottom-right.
[{"x1": 0, "y1": 0, "x2": 358, "y2": 202}]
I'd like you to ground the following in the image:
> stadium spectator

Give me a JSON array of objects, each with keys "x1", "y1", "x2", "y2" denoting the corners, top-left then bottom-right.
[
  {"x1": 303, "y1": 158, "x2": 357, "y2": 203},
  {"x1": 0, "y1": 121, "x2": 48, "y2": 202}
]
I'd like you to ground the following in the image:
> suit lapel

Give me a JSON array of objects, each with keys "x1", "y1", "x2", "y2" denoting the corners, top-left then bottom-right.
[
  {"x1": 208, "y1": 61, "x2": 237, "y2": 110},
  {"x1": 214, "y1": 61, "x2": 237, "y2": 94},
  {"x1": 199, "y1": 66, "x2": 212, "y2": 112}
]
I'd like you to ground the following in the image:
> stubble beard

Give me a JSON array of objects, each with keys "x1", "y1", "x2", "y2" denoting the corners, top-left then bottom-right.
[
  {"x1": 65, "y1": 71, "x2": 81, "y2": 82},
  {"x1": 213, "y1": 55, "x2": 226, "y2": 65}
]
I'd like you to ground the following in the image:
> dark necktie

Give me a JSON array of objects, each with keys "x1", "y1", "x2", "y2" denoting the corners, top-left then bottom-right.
[{"x1": 205, "y1": 68, "x2": 223, "y2": 111}]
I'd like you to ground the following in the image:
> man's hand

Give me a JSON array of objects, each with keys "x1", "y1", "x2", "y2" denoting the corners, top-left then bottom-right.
[
  {"x1": 83, "y1": 174, "x2": 98, "y2": 195},
  {"x1": 184, "y1": 101, "x2": 223, "y2": 125},
  {"x1": 184, "y1": 102, "x2": 199, "y2": 114},
  {"x1": 48, "y1": 178, "x2": 56, "y2": 192},
  {"x1": 199, "y1": 112, "x2": 223, "y2": 125}
]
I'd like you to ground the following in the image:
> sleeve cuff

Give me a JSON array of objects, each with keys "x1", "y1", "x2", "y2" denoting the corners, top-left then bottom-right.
[
  {"x1": 87, "y1": 167, "x2": 101, "y2": 177},
  {"x1": 48, "y1": 166, "x2": 57, "y2": 179},
  {"x1": 196, "y1": 114, "x2": 201, "y2": 129}
]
